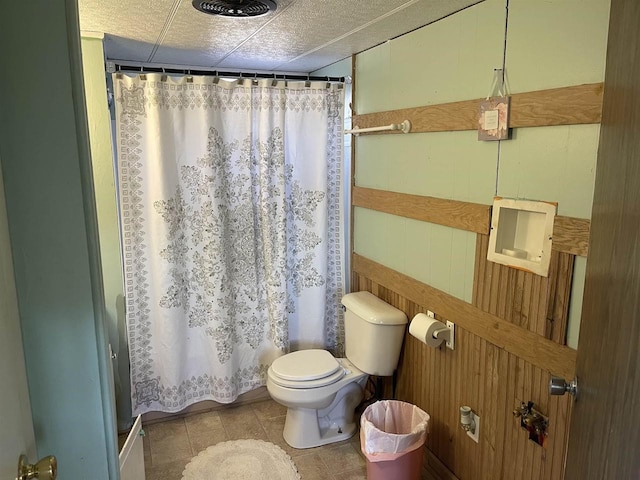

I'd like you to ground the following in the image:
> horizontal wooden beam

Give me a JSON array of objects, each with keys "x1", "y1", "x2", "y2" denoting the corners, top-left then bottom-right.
[
  {"x1": 354, "y1": 98, "x2": 478, "y2": 134},
  {"x1": 352, "y1": 253, "x2": 577, "y2": 379},
  {"x1": 352, "y1": 186, "x2": 492, "y2": 234},
  {"x1": 353, "y1": 82, "x2": 603, "y2": 134},
  {"x1": 510, "y1": 83, "x2": 604, "y2": 128},
  {"x1": 553, "y1": 215, "x2": 590, "y2": 257},
  {"x1": 354, "y1": 186, "x2": 589, "y2": 255}
]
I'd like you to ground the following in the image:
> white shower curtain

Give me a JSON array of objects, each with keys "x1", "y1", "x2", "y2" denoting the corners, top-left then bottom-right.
[{"x1": 113, "y1": 73, "x2": 345, "y2": 415}]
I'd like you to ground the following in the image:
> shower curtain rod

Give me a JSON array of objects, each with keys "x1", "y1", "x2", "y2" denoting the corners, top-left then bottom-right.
[{"x1": 112, "y1": 63, "x2": 346, "y2": 83}]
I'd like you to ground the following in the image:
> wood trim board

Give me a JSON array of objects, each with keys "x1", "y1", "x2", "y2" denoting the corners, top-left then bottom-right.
[
  {"x1": 552, "y1": 216, "x2": 590, "y2": 257},
  {"x1": 353, "y1": 82, "x2": 603, "y2": 134},
  {"x1": 352, "y1": 253, "x2": 577, "y2": 379},
  {"x1": 352, "y1": 186, "x2": 492, "y2": 235},
  {"x1": 352, "y1": 187, "x2": 590, "y2": 256},
  {"x1": 349, "y1": 54, "x2": 357, "y2": 290}
]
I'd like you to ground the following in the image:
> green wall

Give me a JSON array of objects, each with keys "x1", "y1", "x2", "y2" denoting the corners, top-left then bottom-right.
[
  {"x1": 354, "y1": 0, "x2": 610, "y2": 348},
  {"x1": 313, "y1": 57, "x2": 354, "y2": 290},
  {"x1": 0, "y1": 160, "x2": 37, "y2": 478},
  {"x1": 81, "y1": 35, "x2": 131, "y2": 431},
  {"x1": 311, "y1": 57, "x2": 353, "y2": 78},
  {"x1": 0, "y1": 1, "x2": 117, "y2": 478}
]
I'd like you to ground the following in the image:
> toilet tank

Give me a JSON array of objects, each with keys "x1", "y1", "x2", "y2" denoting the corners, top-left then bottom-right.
[{"x1": 341, "y1": 291, "x2": 408, "y2": 376}]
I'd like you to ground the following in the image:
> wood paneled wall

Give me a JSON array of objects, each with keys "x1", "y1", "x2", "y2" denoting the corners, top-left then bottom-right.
[
  {"x1": 353, "y1": 238, "x2": 576, "y2": 479},
  {"x1": 351, "y1": 68, "x2": 596, "y2": 480},
  {"x1": 353, "y1": 254, "x2": 576, "y2": 380},
  {"x1": 474, "y1": 235, "x2": 575, "y2": 344}
]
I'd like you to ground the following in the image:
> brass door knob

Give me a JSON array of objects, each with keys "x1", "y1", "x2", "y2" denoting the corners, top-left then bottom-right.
[{"x1": 17, "y1": 454, "x2": 57, "y2": 480}]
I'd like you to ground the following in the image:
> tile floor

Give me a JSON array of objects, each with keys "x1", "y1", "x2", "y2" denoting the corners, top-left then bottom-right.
[{"x1": 141, "y1": 398, "x2": 369, "y2": 480}]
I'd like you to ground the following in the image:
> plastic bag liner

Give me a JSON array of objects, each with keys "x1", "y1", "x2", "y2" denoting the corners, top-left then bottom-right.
[{"x1": 360, "y1": 401, "x2": 430, "y2": 480}]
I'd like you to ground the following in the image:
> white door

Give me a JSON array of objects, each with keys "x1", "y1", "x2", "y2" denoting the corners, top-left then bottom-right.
[{"x1": 0, "y1": 165, "x2": 38, "y2": 478}]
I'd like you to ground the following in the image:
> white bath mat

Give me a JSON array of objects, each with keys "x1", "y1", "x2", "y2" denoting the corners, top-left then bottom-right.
[{"x1": 181, "y1": 439, "x2": 301, "y2": 480}]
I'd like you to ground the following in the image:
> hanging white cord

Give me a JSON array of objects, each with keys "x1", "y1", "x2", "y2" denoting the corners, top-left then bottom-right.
[
  {"x1": 345, "y1": 119, "x2": 411, "y2": 135},
  {"x1": 486, "y1": 68, "x2": 506, "y2": 99}
]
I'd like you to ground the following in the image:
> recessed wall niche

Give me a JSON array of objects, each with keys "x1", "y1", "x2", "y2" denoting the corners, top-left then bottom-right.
[{"x1": 487, "y1": 198, "x2": 556, "y2": 277}]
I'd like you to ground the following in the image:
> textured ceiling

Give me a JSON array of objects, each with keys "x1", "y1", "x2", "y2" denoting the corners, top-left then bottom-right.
[{"x1": 79, "y1": 0, "x2": 482, "y2": 73}]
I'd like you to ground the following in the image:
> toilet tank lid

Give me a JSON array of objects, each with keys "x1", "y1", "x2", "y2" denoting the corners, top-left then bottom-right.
[{"x1": 341, "y1": 291, "x2": 407, "y2": 325}]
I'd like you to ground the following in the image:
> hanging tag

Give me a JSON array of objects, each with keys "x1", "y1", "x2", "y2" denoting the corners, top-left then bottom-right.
[{"x1": 478, "y1": 69, "x2": 510, "y2": 141}]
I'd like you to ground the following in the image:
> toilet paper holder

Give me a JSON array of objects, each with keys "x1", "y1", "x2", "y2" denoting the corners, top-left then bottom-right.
[
  {"x1": 409, "y1": 311, "x2": 455, "y2": 350},
  {"x1": 432, "y1": 325, "x2": 452, "y2": 342},
  {"x1": 434, "y1": 322, "x2": 455, "y2": 349},
  {"x1": 427, "y1": 311, "x2": 455, "y2": 349}
]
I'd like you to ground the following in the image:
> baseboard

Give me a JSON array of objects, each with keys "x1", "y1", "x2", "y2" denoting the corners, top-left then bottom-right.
[
  {"x1": 422, "y1": 448, "x2": 459, "y2": 480},
  {"x1": 141, "y1": 386, "x2": 271, "y2": 425}
]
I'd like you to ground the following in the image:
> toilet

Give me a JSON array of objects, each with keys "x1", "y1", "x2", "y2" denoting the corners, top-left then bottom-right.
[{"x1": 267, "y1": 291, "x2": 407, "y2": 449}]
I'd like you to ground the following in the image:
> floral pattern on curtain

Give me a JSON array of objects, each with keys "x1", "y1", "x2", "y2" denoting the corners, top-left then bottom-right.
[{"x1": 114, "y1": 74, "x2": 345, "y2": 415}]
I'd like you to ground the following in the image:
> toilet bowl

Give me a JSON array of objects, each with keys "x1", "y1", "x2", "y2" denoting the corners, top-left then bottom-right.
[
  {"x1": 267, "y1": 292, "x2": 407, "y2": 449},
  {"x1": 267, "y1": 349, "x2": 367, "y2": 449}
]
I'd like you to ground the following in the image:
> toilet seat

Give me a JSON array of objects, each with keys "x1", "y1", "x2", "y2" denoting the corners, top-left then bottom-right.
[{"x1": 269, "y1": 349, "x2": 345, "y2": 389}]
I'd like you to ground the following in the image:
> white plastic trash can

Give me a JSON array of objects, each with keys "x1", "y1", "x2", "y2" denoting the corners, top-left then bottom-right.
[{"x1": 360, "y1": 400, "x2": 430, "y2": 480}]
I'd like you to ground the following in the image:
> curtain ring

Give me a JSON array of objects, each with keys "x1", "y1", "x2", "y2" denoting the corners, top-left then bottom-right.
[
  {"x1": 305, "y1": 74, "x2": 311, "y2": 88},
  {"x1": 272, "y1": 73, "x2": 278, "y2": 87}
]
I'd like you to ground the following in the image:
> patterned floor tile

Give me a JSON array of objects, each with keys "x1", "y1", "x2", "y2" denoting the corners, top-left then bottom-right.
[{"x1": 143, "y1": 398, "x2": 378, "y2": 480}]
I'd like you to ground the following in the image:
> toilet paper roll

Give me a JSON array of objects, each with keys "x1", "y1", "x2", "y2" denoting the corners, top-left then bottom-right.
[{"x1": 409, "y1": 313, "x2": 446, "y2": 348}]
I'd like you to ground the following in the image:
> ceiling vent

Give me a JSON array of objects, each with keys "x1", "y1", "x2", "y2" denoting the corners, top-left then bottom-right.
[{"x1": 193, "y1": 0, "x2": 277, "y2": 17}]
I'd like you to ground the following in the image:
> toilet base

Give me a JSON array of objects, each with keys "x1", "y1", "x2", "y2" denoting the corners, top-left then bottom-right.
[
  {"x1": 283, "y1": 408, "x2": 358, "y2": 448},
  {"x1": 282, "y1": 381, "x2": 364, "y2": 449}
]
